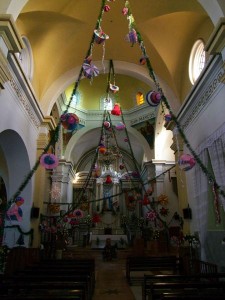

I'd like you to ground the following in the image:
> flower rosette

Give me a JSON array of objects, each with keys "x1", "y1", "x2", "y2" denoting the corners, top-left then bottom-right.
[
  {"x1": 158, "y1": 194, "x2": 168, "y2": 206},
  {"x1": 146, "y1": 210, "x2": 157, "y2": 221}
]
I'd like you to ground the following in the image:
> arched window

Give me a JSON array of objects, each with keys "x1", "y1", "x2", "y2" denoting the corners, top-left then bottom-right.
[
  {"x1": 100, "y1": 96, "x2": 113, "y2": 110},
  {"x1": 136, "y1": 92, "x2": 144, "y2": 105},
  {"x1": 189, "y1": 39, "x2": 206, "y2": 85},
  {"x1": 17, "y1": 36, "x2": 34, "y2": 81}
]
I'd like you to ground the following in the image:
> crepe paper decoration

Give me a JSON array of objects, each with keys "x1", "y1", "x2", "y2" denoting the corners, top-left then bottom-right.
[
  {"x1": 132, "y1": 171, "x2": 140, "y2": 178},
  {"x1": 103, "y1": 121, "x2": 111, "y2": 129},
  {"x1": 48, "y1": 203, "x2": 60, "y2": 214},
  {"x1": 146, "y1": 91, "x2": 161, "y2": 107},
  {"x1": 212, "y1": 183, "x2": 221, "y2": 224},
  {"x1": 109, "y1": 83, "x2": 119, "y2": 93},
  {"x1": 119, "y1": 164, "x2": 125, "y2": 170},
  {"x1": 115, "y1": 122, "x2": 125, "y2": 131},
  {"x1": 146, "y1": 210, "x2": 157, "y2": 221},
  {"x1": 94, "y1": 29, "x2": 109, "y2": 44},
  {"x1": 139, "y1": 56, "x2": 147, "y2": 65},
  {"x1": 98, "y1": 144, "x2": 107, "y2": 154},
  {"x1": 83, "y1": 63, "x2": 99, "y2": 79},
  {"x1": 158, "y1": 194, "x2": 169, "y2": 206},
  {"x1": 60, "y1": 113, "x2": 79, "y2": 131},
  {"x1": 80, "y1": 201, "x2": 89, "y2": 211},
  {"x1": 164, "y1": 114, "x2": 172, "y2": 122},
  {"x1": 84, "y1": 55, "x2": 92, "y2": 64},
  {"x1": 104, "y1": 4, "x2": 110, "y2": 12},
  {"x1": 146, "y1": 187, "x2": 153, "y2": 195},
  {"x1": 92, "y1": 213, "x2": 101, "y2": 223},
  {"x1": 40, "y1": 154, "x2": 59, "y2": 169},
  {"x1": 111, "y1": 103, "x2": 121, "y2": 116},
  {"x1": 140, "y1": 194, "x2": 150, "y2": 206},
  {"x1": 125, "y1": 29, "x2": 138, "y2": 46},
  {"x1": 73, "y1": 209, "x2": 84, "y2": 218},
  {"x1": 159, "y1": 207, "x2": 169, "y2": 217},
  {"x1": 122, "y1": 7, "x2": 128, "y2": 15},
  {"x1": 178, "y1": 154, "x2": 196, "y2": 171},
  {"x1": 105, "y1": 175, "x2": 113, "y2": 184}
]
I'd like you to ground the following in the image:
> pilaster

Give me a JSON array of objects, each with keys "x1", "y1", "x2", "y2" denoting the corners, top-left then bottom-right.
[{"x1": 31, "y1": 116, "x2": 57, "y2": 247}]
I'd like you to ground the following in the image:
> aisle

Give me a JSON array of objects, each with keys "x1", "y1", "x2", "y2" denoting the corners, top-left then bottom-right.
[{"x1": 92, "y1": 252, "x2": 138, "y2": 300}]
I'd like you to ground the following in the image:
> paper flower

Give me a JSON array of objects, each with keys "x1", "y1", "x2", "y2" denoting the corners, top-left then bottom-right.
[
  {"x1": 146, "y1": 210, "x2": 157, "y2": 221},
  {"x1": 73, "y1": 209, "x2": 84, "y2": 218},
  {"x1": 159, "y1": 207, "x2": 169, "y2": 216},
  {"x1": 178, "y1": 154, "x2": 196, "y2": 171},
  {"x1": 40, "y1": 154, "x2": 59, "y2": 169},
  {"x1": 158, "y1": 194, "x2": 169, "y2": 206},
  {"x1": 146, "y1": 91, "x2": 161, "y2": 107}
]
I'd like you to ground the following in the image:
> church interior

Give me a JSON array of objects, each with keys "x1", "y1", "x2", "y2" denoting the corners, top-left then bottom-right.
[{"x1": 0, "y1": 0, "x2": 225, "y2": 299}]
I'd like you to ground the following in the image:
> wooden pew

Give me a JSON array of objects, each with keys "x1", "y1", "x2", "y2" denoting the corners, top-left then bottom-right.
[
  {"x1": 149, "y1": 281, "x2": 225, "y2": 300},
  {"x1": 12, "y1": 273, "x2": 94, "y2": 297},
  {"x1": 126, "y1": 256, "x2": 181, "y2": 285},
  {"x1": 160, "y1": 293, "x2": 225, "y2": 300},
  {"x1": 142, "y1": 273, "x2": 225, "y2": 300},
  {"x1": 0, "y1": 281, "x2": 89, "y2": 300},
  {"x1": 1, "y1": 258, "x2": 96, "y2": 300}
]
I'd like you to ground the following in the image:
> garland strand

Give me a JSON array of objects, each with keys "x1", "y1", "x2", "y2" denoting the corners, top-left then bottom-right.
[
  {"x1": 124, "y1": 0, "x2": 225, "y2": 200},
  {"x1": 5, "y1": 0, "x2": 108, "y2": 210}
]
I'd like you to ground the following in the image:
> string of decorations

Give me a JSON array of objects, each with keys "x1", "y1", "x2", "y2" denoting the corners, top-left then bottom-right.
[
  {"x1": 4, "y1": 0, "x2": 109, "y2": 212},
  {"x1": 122, "y1": 0, "x2": 225, "y2": 200}
]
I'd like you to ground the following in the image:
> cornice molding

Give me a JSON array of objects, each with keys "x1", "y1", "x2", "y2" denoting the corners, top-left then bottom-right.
[
  {"x1": 205, "y1": 17, "x2": 225, "y2": 55},
  {"x1": 177, "y1": 55, "x2": 224, "y2": 131},
  {"x1": 0, "y1": 14, "x2": 24, "y2": 53}
]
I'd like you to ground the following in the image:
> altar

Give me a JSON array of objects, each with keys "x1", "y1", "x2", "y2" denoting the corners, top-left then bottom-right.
[{"x1": 90, "y1": 234, "x2": 128, "y2": 249}]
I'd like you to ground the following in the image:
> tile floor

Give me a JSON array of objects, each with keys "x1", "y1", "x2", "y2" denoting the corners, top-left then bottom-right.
[{"x1": 92, "y1": 250, "x2": 142, "y2": 300}]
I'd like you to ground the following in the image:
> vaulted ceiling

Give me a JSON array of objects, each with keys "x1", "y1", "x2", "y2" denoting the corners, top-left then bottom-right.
[{"x1": 14, "y1": 0, "x2": 214, "y2": 170}]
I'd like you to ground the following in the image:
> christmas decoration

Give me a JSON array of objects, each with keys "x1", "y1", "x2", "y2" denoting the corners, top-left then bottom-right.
[
  {"x1": 111, "y1": 103, "x2": 121, "y2": 116},
  {"x1": 125, "y1": 28, "x2": 138, "y2": 46},
  {"x1": 98, "y1": 144, "x2": 107, "y2": 154},
  {"x1": 60, "y1": 113, "x2": 79, "y2": 131},
  {"x1": 159, "y1": 207, "x2": 169, "y2": 217},
  {"x1": 73, "y1": 209, "x2": 84, "y2": 218},
  {"x1": 146, "y1": 210, "x2": 157, "y2": 221},
  {"x1": 109, "y1": 83, "x2": 119, "y2": 93},
  {"x1": 178, "y1": 154, "x2": 196, "y2": 171},
  {"x1": 115, "y1": 122, "x2": 125, "y2": 131},
  {"x1": 139, "y1": 56, "x2": 147, "y2": 65},
  {"x1": 40, "y1": 153, "x2": 59, "y2": 169},
  {"x1": 164, "y1": 114, "x2": 172, "y2": 122},
  {"x1": 103, "y1": 121, "x2": 111, "y2": 129},
  {"x1": 105, "y1": 175, "x2": 112, "y2": 184},
  {"x1": 83, "y1": 62, "x2": 99, "y2": 79},
  {"x1": 104, "y1": 4, "x2": 110, "y2": 12},
  {"x1": 158, "y1": 194, "x2": 169, "y2": 206},
  {"x1": 94, "y1": 29, "x2": 109, "y2": 44},
  {"x1": 146, "y1": 91, "x2": 161, "y2": 107}
]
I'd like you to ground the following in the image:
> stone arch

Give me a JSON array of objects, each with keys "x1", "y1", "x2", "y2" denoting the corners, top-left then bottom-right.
[
  {"x1": 64, "y1": 124, "x2": 153, "y2": 165},
  {"x1": 40, "y1": 61, "x2": 179, "y2": 116}
]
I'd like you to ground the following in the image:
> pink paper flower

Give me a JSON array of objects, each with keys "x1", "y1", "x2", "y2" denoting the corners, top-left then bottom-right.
[{"x1": 146, "y1": 210, "x2": 157, "y2": 221}]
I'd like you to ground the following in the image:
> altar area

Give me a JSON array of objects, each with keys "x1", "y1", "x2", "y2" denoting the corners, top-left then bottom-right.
[{"x1": 90, "y1": 232, "x2": 128, "y2": 249}]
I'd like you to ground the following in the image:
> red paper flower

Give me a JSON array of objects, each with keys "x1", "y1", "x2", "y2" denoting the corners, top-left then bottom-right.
[
  {"x1": 159, "y1": 207, "x2": 169, "y2": 216},
  {"x1": 92, "y1": 213, "x2": 101, "y2": 223}
]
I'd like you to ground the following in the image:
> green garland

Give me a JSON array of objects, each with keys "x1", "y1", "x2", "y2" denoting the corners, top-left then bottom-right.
[
  {"x1": 4, "y1": 225, "x2": 34, "y2": 246},
  {"x1": 124, "y1": 0, "x2": 225, "y2": 200},
  {"x1": 5, "y1": 0, "x2": 108, "y2": 211}
]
